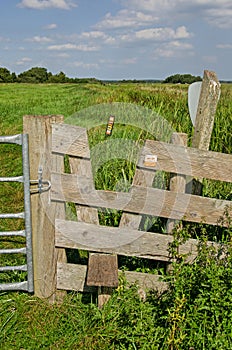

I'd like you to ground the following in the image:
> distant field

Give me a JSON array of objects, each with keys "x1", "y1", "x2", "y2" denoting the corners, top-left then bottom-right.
[
  {"x1": 0, "y1": 81, "x2": 231, "y2": 149},
  {"x1": 0, "y1": 82, "x2": 232, "y2": 349},
  {"x1": 0, "y1": 81, "x2": 231, "y2": 228}
]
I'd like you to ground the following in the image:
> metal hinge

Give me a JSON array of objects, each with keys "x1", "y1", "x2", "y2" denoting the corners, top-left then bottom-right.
[{"x1": 30, "y1": 166, "x2": 51, "y2": 194}]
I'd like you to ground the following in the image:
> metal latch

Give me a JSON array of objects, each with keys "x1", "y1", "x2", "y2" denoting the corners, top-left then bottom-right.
[{"x1": 30, "y1": 166, "x2": 51, "y2": 194}]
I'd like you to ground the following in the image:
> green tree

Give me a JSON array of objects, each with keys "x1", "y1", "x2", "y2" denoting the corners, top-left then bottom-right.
[
  {"x1": 17, "y1": 67, "x2": 48, "y2": 83},
  {"x1": 163, "y1": 74, "x2": 202, "y2": 84},
  {"x1": 0, "y1": 67, "x2": 13, "y2": 82},
  {"x1": 48, "y1": 71, "x2": 67, "y2": 83},
  {"x1": 11, "y1": 72, "x2": 17, "y2": 82}
]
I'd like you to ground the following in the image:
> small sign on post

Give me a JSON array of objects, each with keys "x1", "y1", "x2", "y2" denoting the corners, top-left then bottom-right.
[
  {"x1": 188, "y1": 81, "x2": 202, "y2": 126},
  {"x1": 105, "y1": 115, "x2": 115, "y2": 136}
]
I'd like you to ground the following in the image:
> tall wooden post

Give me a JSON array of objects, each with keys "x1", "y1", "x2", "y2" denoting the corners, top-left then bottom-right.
[
  {"x1": 192, "y1": 70, "x2": 221, "y2": 150},
  {"x1": 191, "y1": 70, "x2": 221, "y2": 194},
  {"x1": 23, "y1": 115, "x2": 66, "y2": 302}
]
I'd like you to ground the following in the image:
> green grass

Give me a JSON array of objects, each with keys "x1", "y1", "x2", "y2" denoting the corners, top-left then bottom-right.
[
  {"x1": 0, "y1": 82, "x2": 232, "y2": 349},
  {"x1": 1, "y1": 239, "x2": 232, "y2": 349}
]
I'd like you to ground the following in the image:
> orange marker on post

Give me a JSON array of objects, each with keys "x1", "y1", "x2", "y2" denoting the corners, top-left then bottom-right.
[{"x1": 106, "y1": 115, "x2": 115, "y2": 136}]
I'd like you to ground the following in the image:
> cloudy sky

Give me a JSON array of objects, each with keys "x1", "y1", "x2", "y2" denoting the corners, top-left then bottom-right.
[{"x1": 0, "y1": 0, "x2": 232, "y2": 80}]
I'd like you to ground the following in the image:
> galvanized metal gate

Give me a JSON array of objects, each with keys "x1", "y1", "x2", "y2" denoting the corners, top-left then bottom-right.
[{"x1": 0, "y1": 134, "x2": 33, "y2": 292}]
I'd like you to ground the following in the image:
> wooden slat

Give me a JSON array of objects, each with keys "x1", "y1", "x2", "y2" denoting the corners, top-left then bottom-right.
[
  {"x1": 138, "y1": 139, "x2": 232, "y2": 183},
  {"x1": 87, "y1": 253, "x2": 118, "y2": 287},
  {"x1": 52, "y1": 123, "x2": 232, "y2": 183},
  {"x1": 68, "y1": 155, "x2": 116, "y2": 307},
  {"x1": 52, "y1": 124, "x2": 90, "y2": 158},
  {"x1": 69, "y1": 156, "x2": 98, "y2": 223},
  {"x1": 119, "y1": 168, "x2": 156, "y2": 234},
  {"x1": 57, "y1": 262, "x2": 168, "y2": 294},
  {"x1": 57, "y1": 263, "x2": 95, "y2": 293},
  {"x1": 52, "y1": 173, "x2": 231, "y2": 226},
  {"x1": 166, "y1": 133, "x2": 187, "y2": 233},
  {"x1": 55, "y1": 219, "x2": 201, "y2": 261}
]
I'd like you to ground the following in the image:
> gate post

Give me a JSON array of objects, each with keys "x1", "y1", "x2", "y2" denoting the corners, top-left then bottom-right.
[
  {"x1": 190, "y1": 70, "x2": 221, "y2": 195},
  {"x1": 23, "y1": 115, "x2": 66, "y2": 302}
]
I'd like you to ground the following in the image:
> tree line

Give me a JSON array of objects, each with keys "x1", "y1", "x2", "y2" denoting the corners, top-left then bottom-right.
[
  {"x1": 0, "y1": 67, "x2": 100, "y2": 84},
  {"x1": 0, "y1": 66, "x2": 202, "y2": 84},
  {"x1": 162, "y1": 73, "x2": 202, "y2": 84}
]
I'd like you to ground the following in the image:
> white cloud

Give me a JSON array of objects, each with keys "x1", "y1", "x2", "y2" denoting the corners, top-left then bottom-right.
[
  {"x1": 44, "y1": 23, "x2": 57, "y2": 29},
  {"x1": 47, "y1": 43, "x2": 99, "y2": 51},
  {"x1": 56, "y1": 52, "x2": 70, "y2": 57},
  {"x1": 16, "y1": 57, "x2": 32, "y2": 65},
  {"x1": 27, "y1": 36, "x2": 52, "y2": 43},
  {"x1": 217, "y1": 43, "x2": 232, "y2": 49},
  {"x1": 154, "y1": 40, "x2": 194, "y2": 58},
  {"x1": 79, "y1": 31, "x2": 116, "y2": 45},
  {"x1": 73, "y1": 61, "x2": 99, "y2": 69},
  {"x1": 121, "y1": 26, "x2": 191, "y2": 42},
  {"x1": 0, "y1": 36, "x2": 10, "y2": 43},
  {"x1": 124, "y1": 0, "x2": 232, "y2": 28},
  {"x1": 205, "y1": 8, "x2": 232, "y2": 28},
  {"x1": 121, "y1": 58, "x2": 137, "y2": 64},
  {"x1": 124, "y1": 0, "x2": 179, "y2": 12},
  {"x1": 95, "y1": 9, "x2": 156, "y2": 30},
  {"x1": 168, "y1": 40, "x2": 193, "y2": 49},
  {"x1": 80, "y1": 31, "x2": 108, "y2": 40},
  {"x1": 17, "y1": 0, "x2": 77, "y2": 10}
]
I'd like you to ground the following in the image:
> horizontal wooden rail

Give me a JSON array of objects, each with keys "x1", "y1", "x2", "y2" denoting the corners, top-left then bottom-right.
[
  {"x1": 55, "y1": 219, "x2": 223, "y2": 262},
  {"x1": 57, "y1": 262, "x2": 168, "y2": 294},
  {"x1": 52, "y1": 124, "x2": 232, "y2": 184},
  {"x1": 139, "y1": 140, "x2": 232, "y2": 183},
  {"x1": 52, "y1": 124, "x2": 90, "y2": 157},
  {"x1": 52, "y1": 173, "x2": 231, "y2": 226}
]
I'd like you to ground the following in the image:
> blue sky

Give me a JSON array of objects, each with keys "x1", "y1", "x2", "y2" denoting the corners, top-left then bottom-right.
[{"x1": 0, "y1": 0, "x2": 232, "y2": 80}]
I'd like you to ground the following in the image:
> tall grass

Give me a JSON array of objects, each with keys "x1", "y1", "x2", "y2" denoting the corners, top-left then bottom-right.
[{"x1": 0, "y1": 82, "x2": 232, "y2": 349}]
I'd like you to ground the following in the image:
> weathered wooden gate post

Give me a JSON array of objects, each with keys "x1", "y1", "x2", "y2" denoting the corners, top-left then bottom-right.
[
  {"x1": 23, "y1": 115, "x2": 66, "y2": 302},
  {"x1": 190, "y1": 70, "x2": 221, "y2": 194},
  {"x1": 192, "y1": 70, "x2": 221, "y2": 151}
]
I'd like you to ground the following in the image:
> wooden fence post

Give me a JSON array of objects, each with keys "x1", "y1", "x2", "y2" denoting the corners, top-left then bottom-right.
[
  {"x1": 166, "y1": 132, "x2": 188, "y2": 234},
  {"x1": 190, "y1": 70, "x2": 221, "y2": 194},
  {"x1": 192, "y1": 70, "x2": 221, "y2": 150},
  {"x1": 23, "y1": 115, "x2": 66, "y2": 302},
  {"x1": 166, "y1": 133, "x2": 187, "y2": 272}
]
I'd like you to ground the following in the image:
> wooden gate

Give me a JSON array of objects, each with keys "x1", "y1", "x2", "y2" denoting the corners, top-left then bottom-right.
[{"x1": 23, "y1": 114, "x2": 232, "y2": 305}]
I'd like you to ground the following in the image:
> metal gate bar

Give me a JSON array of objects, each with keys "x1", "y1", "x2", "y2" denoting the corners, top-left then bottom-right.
[{"x1": 0, "y1": 134, "x2": 34, "y2": 292}]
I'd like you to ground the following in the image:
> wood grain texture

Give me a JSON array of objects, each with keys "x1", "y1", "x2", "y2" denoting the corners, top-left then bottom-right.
[
  {"x1": 191, "y1": 70, "x2": 221, "y2": 195},
  {"x1": 23, "y1": 115, "x2": 66, "y2": 302},
  {"x1": 87, "y1": 253, "x2": 118, "y2": 287},
  {"x1": 52, "y1": 123, "x2": 90, "y2": 158},
  {"x1": 68, "y1": 156, "x2": 98, "y2": 224},
  {"x1": 55, "y1": 219, "x2": 202, "y2": 262},
  {"x1": 57, "y1": 262, "x2": 168, "y2": 293},
  {"x1": 138, "y1": 139, "x2": 232, "y2": 183},
  {"x1": 68, "y1": 154, "x2": 115, "y2": 307},
  {"x1": 51, "y1": 173, "x2": 231, "y2": 226},
  {"x1": 192, "y1": 70, "x2": 221, "y2": 151},
  {"x1": 166, "y1": 133, "x2": 187, "y2": 234}
]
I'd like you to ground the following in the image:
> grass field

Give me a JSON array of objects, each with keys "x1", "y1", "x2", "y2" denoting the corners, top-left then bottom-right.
[{"x1": 0, "y1": 82, "x2": 232, "y2": 349}]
